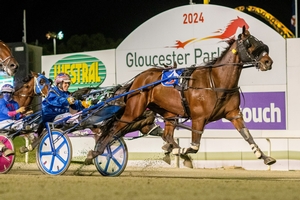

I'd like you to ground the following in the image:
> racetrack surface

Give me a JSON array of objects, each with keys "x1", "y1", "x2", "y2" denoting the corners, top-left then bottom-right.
[{"x1": 2, "y1": 162, "x2": 300, "y2": 200}]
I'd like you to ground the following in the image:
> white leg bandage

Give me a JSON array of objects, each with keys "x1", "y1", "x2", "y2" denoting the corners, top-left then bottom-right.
[
  {"x1": 191, "y1": 144, "x2": 199, "y2": 151},
  {"x1": 172, "y1": 148, "x2": 188, "y2": 155},
  {"x1": 172, "y1": 144, "x2": 199, "y2": 155},
  {"x1": 250, "y1": 144, "x2": 262, "y2": 158}
]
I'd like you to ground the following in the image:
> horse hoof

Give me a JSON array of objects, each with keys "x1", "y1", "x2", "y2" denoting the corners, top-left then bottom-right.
[
  {"x1": 264, "y1": 156, "x2": 276, "y2": 165},
  {"x1": 84, "y1": 150, "x2": 95, "y2": 165},
  {"x1": 163, "y1": 153, "x2": 171, "y2": 165},
  {"x1": 84, "y1": 158, "x2": 93, "y2": 165},
  {"x1": 180, "y1": 154, "x2": 193, "y2": 169},
  {"x1": 183, "y1": 159, "x2": 193, "y2": 169}
]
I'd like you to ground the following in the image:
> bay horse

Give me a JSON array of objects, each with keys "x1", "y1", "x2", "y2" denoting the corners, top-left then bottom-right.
[
  {"x1": 13, "y1": 71, "x2": 51, "y2": 108},
  {"x1": 0, "y1": 41, "x2": 19, "y2": 76},
  {"x1": 85, "y1": 26, "x2": 276, "y2": 167}
]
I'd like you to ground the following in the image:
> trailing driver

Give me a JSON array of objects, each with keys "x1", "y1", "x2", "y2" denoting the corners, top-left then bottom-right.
[
  {"x1": 0, "y1": 84, "x2": 30, "y2": 156},
  {"x1": 19, "y1": 72, "x2": 90, "y2": 154}
]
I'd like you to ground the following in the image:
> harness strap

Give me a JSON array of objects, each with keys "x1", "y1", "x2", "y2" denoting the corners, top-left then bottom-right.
[
  {"x1": 0, "y1": 56, "x2": 12, "y2": 64},
  {"x1": 237, "y1": 39, "x2": 254, "y2": 62},
  {"x1": 174, "y1": 68, "x2": 197, "y2": 117},
  {"x1": 179, "y1": 90, "x2": 191, "y2": 117}
]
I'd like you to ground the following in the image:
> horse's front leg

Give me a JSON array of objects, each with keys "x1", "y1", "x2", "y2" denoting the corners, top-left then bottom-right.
[
  {"x1": 171, "y1": 118, "x2": 205, "y2": 168},
  {"x1": 161, "y1": 120, "x2": 180, "y2": 151},
  {"x1": 158, "y1": 120, "x2": 180, "y2": 165},
  {"x1": 228, "y1": 111, "x2": 276, "y2": 165}
]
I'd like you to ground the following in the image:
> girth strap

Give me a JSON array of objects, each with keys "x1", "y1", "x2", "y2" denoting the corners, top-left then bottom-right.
[{"x1": 174, "y1": 68, "x2": 196, "y2": 117}]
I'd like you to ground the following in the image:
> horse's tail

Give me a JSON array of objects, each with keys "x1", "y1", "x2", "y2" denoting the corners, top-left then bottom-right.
[{"x1": 98, "y1": 106, "x2": 125, "y2": 138}]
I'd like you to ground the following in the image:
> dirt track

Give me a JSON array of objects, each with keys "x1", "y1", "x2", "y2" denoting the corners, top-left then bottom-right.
[{"x1": 2, "y1": 163, "x2": 300, "y2": 200}]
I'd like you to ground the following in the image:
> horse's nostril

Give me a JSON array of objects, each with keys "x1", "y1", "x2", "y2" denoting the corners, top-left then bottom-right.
[{"x1": 265, "y1": 59, "x2": 272, "y2": 66}]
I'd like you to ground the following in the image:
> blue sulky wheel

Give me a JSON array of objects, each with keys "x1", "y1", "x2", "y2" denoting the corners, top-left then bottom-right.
[
  {"x1": 36, "y1": 129, "x2": 72, "y2": 175},
  {"x1": 0, "y1": 134, "x2": 15, "y2": 174},
  {"x1": 94, "y1": 137, "x2": 128, "y2": 176}
]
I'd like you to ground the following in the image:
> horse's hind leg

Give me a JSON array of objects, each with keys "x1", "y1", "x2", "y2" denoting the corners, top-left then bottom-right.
[
  {"x1": 228, "y1": 111, "x2": 276, "y2": 165},
  {"x1": 138, "y1": 110, "x2": 164, "y2": 137},
  {"x1": 85, "y1": 96, "x2": 148, "y2": 164}
]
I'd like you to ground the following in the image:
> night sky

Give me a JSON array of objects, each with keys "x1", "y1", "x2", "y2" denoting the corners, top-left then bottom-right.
[{"x1": 2, "y1": 0, "x2": 297, "y2": 44}]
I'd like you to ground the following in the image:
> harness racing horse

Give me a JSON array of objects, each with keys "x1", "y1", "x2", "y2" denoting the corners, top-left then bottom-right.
[
  {"x1": 85, "y1": 26, "x2": 276, "y2": 168},
  {"x1": 0, "y1": 41, "x2": 19, "y2": 76},
  {"x1": 13, "y1": 71, "x2": 51, "y2": 108}
]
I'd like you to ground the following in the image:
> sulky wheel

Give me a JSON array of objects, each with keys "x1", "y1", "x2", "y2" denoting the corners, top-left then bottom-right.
[
  {"x1": 94, "y1": 137, "x2": 128, "y2": 177},
  {"x1": 0, "y1": 134, "x2": 15, "y2": 174},
  {"x1": 36, "y1": 129, "x2": 72, "y2": 175}
]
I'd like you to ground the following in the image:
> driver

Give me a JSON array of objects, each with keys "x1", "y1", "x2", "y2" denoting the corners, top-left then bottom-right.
[
  {"x1": 0, "y1": 84, "x2": 27, "y2": 156},
  {"x1": 19, "y1": 72, "x2": 89, "y2": 154}
]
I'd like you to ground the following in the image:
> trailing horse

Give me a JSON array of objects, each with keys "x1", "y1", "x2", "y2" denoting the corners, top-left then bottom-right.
[
  {"x1": 85, "y1": 26, "x2": 275, "y2": 167},
  {"x1": 0, "y1": 41, "x2": 19, "y2": 76},
  {"x1": 13, "y1": 71, "x2": 51, "y2": 108}
]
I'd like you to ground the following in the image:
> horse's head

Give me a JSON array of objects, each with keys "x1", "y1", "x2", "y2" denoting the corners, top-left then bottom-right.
[
  {"x1": 13, "y1": 71, "x2": 51, "y2": 107},
  {"x1": 237, "y1": 26, "x2": 273, "y2": 71},
  {"x1": 32, "y1": 71, "x2": 51, "y2": 97},
  {"x1": 0, "y1": 41, "x2": 19, "y2": 76}
]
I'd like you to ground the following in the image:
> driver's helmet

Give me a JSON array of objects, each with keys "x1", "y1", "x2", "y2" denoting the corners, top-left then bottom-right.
[
  {"x1": 1, "y1": 84, "x2": 15, "y2": 93},
  {"x1": 54, "y1": 72, "x2": 71, "y2": 85}
]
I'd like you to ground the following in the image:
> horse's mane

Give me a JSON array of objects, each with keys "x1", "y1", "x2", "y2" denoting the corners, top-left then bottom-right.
[
  {"x1": 205, "y1": 38, "x2": 236, "y2": 67},
  {"x1": 22, "y1": 74, "x2": 33, "y2": 83},
  {"x1": 14, "y1": 74, "x2": 33, "y2": 91}
]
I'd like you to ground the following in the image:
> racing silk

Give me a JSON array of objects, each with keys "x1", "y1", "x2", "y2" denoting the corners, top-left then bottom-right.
[
  {"x1": 0, "y1": 98, "x2": 21, "y2": 121},
  {"x1": 42, "y1": 86, "x2": 84, "y2": 122}
]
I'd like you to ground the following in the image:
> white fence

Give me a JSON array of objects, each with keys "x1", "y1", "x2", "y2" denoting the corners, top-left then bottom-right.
[{"x1": 22, "y1": 129, "x2": 300, "y2": 171}]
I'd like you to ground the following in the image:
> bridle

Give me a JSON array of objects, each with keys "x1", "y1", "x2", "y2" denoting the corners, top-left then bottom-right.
[
  {"x1": 236, "y1": 34, "x2": 269, "y2": 68},
  {"x1": 34, "y1": 74, "x2": 51, "y2": 97},
  {"x1": 0, "y1": 56, "x2": 13, "y2": 65},
  {"x1": 0, "y1": 42, "x2": 15, "y2": 72}
]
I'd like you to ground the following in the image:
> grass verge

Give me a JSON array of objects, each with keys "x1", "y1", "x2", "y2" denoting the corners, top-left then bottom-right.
[{"x1": 13, "y1": 136, "x2": 36, "y2": 163}]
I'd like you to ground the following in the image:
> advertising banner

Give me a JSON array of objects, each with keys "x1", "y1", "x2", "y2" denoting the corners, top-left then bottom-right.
[
  {"x1": 42, "y1": 49, "x2": 116, "y2": 92},
  {"x1": 206, "y1": 92, "x2": 285, "y2": 130},
  {"x1": 116, "y1": 5, "x2": 286, "y2": 88}
]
